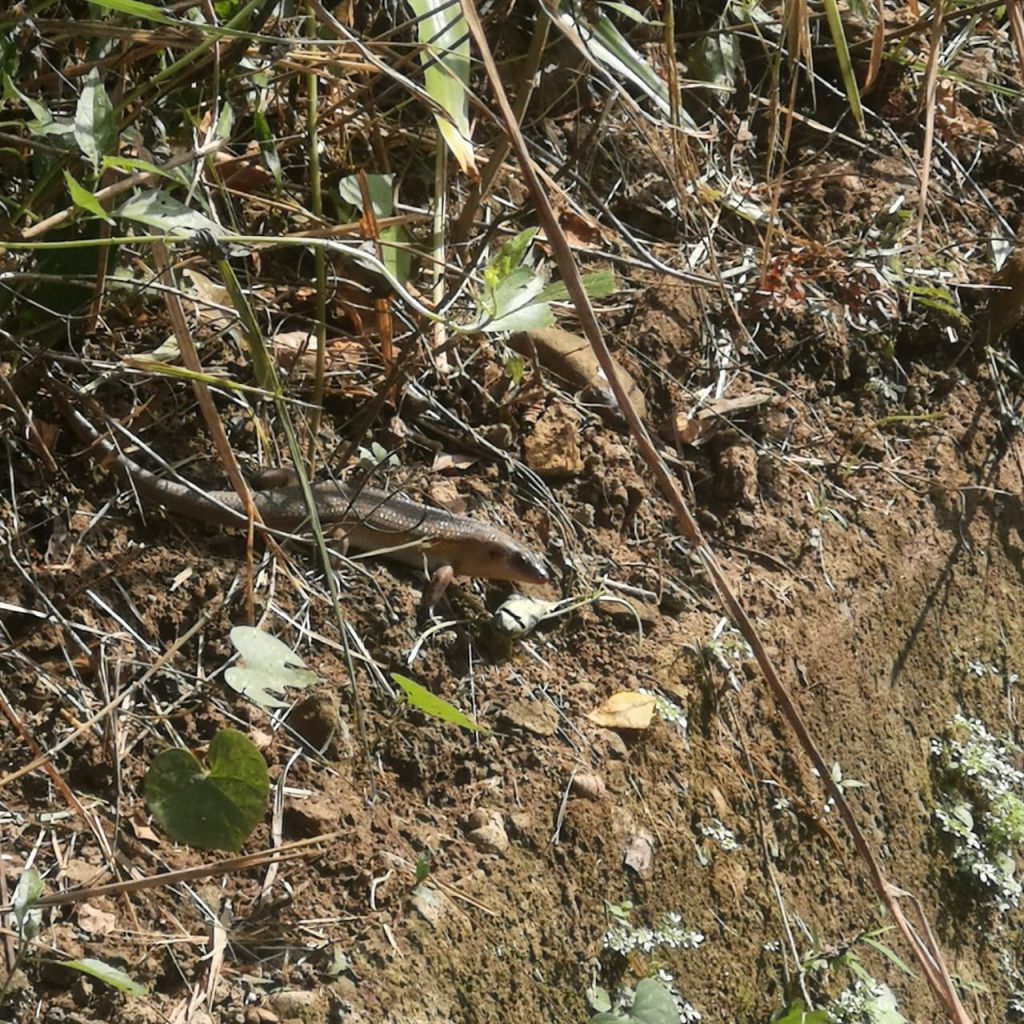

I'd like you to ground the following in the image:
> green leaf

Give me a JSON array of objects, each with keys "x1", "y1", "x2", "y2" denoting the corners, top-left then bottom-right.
[
  {"x1": 116, "y1": 189, "x2": 223, "y2": 237},
  {"x1": 505, "y1": 354, "x2": 525, "y2": 385},
  {"x1": 86, "y1": 0, "x2": 175, "y2": 24},
  {"x1": 214, "y1": 102, "x2": 235, "y2": 143},
  {"x1": 391, "y1": 673, "x2": 487, "y2": 734},
  {"x1": 64, "y1": 171, "x2": 113, "y2": 223},
  {"x1": 859, "y1": 984, "x2": 907, "y2": 1024},
  {"x1": 252, "y1": 110, "x2": 281, "y2": 188},
  {"x1": 821, "y1": 0, "x2": 864, "y2": 133},
  {"x1": 337, "y1": 175, "x2": 411, "y2": 284},
  {"x1": 587, "y1": 985, "x2": 613, "y2": 1013},
  {"x1": 379, "y1": 224, "x2": 412, "y2": 285},
  {"x1": 475, "y1": 235, "x2": 615, "y2": 332},
  {"x1": 224, "y1": 625, "x2": 318, "y2": 708},
  {"x1": 4, "y1": 73, "x2": 73, "y2": 138},
  {"x1": 407, "y1": 0, "x2": 475, "y2": 174},
  {"x1": 338, "y1": 173, "x2": 395, "y2": 219},
  {"x1": 859, "y1": 935, "x2": 916, "y2": 979},
  {"x1": 102, "y1": 155, "x2": 191, "y2": 187},
  {"x1": 145, "y1": 729, "x2": 269, "y2": 852},
  {"x1": 628, "y1": 978, "x2": 680, "y2": 1024},
  {"x1": 774, "y1": 1000, "x2": 829, "y2": 1024},
  {"x1": 558, "y1": 3, "x2": 689, "y2": 124},
  {"x1": 906, "y1": 284, "x2": 968, "y2": 325},
  {"x1": 847, "y1": 958, "x2": 872, "y2": 984},
  {"x1": 486, "y1": 228, "x2": 538, "y2": 287},
  {"x1": 599, "y1": 1, "x2": 658, "y2": 24},
  {"x1": 62, "y1": 958, "x2": 147, "y2": 997},
  {"x1": 13, "y1": 866, "x2": 43, "y2": 939},
  {"x1": 74, "y1": 68, "x2": 116, "y2": 173},
  {"x1": 214, "y1": 0, "x2": 246, "y2": 17},
  {"x1": 479, "y1": 266, "x2": 552, "y2": 333},
  {"x1": 685, "y1": 14, "x2": 739, "y2": 99},
  {"x1": 537, "y1": 268, "x2": 617, "y2": 304}
]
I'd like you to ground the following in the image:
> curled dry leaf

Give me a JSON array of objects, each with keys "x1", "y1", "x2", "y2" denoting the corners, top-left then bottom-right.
[
  {"x1": 586, "y1": 691, "x2": 657, "y2": 730},
  {"x1": 271, "y1": 331, "x2": 364, "y2": 382}
]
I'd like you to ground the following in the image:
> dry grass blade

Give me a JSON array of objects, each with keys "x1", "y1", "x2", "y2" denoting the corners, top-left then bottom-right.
[
  {"x1": 917, "y1": 0, "x2": 945, "y2": 243},
  {"x1": 1008, "y1": 0, "x2": 1024, "y2": 84},
  {"x1": 458, "y1": 1, "x2": 971, "y2": 1019}
]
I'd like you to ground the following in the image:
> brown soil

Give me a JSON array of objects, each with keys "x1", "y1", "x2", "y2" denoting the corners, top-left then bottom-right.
[{"x1": 5, "y1": 29, "x2": 1024, "y2": 1024}]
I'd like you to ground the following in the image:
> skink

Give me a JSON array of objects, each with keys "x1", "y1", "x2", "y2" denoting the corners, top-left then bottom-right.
[{"x1": 53, "y1": 394, "x2": 549, "y2": 605}]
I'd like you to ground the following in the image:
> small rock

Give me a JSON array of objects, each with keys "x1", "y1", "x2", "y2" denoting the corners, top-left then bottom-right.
[
  {"x1": 592, "y1": 596, "x2": 659, "y2": 631},
  {"x1": 714, "y1": 444, "x2": 758, "y2": 507},
  {"x1": 623, "y1": 828, "x2": 656, "y2": 877},
  {"x1": 591, "y1": 730, "x2": 629, "y2": 760},
  {"x1": 571, "y1": 772, "x2": 606, "y2": 801},
  {"x1": 245, "y1": 1008, "x2": 280, "y2": 1024},
  {"x1": 410, "y1": 883, "x2": 448, "y2": 929},
  {"x1": 288, "y1": 694, "x2": 341, "y2": 755},
  {"x1": 499, "y1": 699, "x2": 559, "y2": 736},
  {"x1": 284, "y1": 794, "x2": 338, "y2": 836},
  {"x1": 464, "y1": 809, "x2": 509, "y2": 855},
  {"x1": 523, "y1": 402, "x2": 583, "y2": 478},
  {"x1": 267, "y1": 989, "x2": 328, "y2": 1024}
]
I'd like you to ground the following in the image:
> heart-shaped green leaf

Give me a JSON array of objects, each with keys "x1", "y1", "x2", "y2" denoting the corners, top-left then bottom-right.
[{"x1": 145, "y1": 730, "x2": 269, "y2": 852}]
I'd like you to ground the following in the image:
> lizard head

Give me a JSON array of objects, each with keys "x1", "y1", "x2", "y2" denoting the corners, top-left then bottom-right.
[{"x1": 457, "y1": 532, "x2": 549, "y2": 585}]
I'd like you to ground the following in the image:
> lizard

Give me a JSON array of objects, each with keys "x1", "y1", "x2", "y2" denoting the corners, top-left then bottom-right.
[{"x1": 52, "y1": 390, "x2": 550, "y2": 610}]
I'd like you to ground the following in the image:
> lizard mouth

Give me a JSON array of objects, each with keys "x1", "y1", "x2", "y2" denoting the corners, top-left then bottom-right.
[{"x1": 517, "y1": 554, "x2": 550, "y2": 585}]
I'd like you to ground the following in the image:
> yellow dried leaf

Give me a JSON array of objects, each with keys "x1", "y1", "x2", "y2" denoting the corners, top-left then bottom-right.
[{"x1": 586, "y1": 691, "x2": 657, "y2": 730}]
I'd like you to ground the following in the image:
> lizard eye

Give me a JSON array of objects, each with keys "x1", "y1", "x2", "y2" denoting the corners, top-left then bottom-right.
[{"x1": 517, "y1": 551, "x2": 548, "y2": 581}]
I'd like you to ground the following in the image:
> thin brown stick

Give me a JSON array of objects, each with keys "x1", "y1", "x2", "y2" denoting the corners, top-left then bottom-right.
[
  {"x1": 0, "y1": 605, "x2": 217, "y2": 792},
  {"x1": 147, "y1": 236, "x2": 259, "y2": 624},
  {"x1": 0, "y1": 833, "x2": 339, "y2": 913},
  {"x1": 459, "y1": 2, "x2": 969, "y2": 1019},
  {"x1": 18, "y1": 142, "x2": 225, "y2": 241}
]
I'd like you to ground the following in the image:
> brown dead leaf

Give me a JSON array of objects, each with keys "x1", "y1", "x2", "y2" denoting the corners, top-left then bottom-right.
[
  {"x1": 586, "y1": 691, "x2": 657, "y2": 730},
  {"x1": 509, "y1": 328, "x2": 647, "y2": 422},
  {"x1": 129, "y1": 813, "x2": 160, "y2": 845},
  {"x1": 660, "y1": 388, "x2": 776, "y2": 447},
  {"x1": 431, "y1": 452, "x2": 479, "y2": 473},
  {"x1": 212, "y1": 144, "x2": 276, "y2": 193},
  {"x1": 559, "y1": 210, "x2": 603, "y2": 249},
  {"x1": 61, "y1": 858, "x2": 107, "y2": 887},
  {"x1": 76, "y1": 902, "x2": 116, "y2": 936},
  {"x1": 271, "y1": 331, "x2": 364, "y2": 378},
  {"x1": 623, "y1": 828, "x2": 655, "y2": 876}
]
